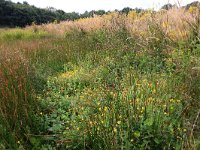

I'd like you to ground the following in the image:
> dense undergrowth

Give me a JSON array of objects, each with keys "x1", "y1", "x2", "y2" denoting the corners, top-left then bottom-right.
[{"x1": 0, "y1": 7, "x2": 200, "y2": 149}]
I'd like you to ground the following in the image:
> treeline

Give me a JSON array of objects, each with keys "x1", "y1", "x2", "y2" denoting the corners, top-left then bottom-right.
[
  {"x1": 0, "y1": 0, "x2": 199, "y2": 27},
  {"x1": 0, "y1": 0, "x2": 143, "y2": 27},
  {"x1": 0, "y1": 0, "x2": 80, "y2": 27}
]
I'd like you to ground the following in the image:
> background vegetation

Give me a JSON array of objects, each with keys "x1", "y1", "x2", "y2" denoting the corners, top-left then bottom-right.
[{"x1": 0, "y1": 0, "x2": 199, "y2": 27}]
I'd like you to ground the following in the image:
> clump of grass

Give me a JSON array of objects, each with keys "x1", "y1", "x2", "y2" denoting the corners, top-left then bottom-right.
[
  {"x1": 0, "y1": 49, "x2": 37, "y2": 148},
  {"x1": 0, "y1": 28, "x2": 49, "y2": 41}
]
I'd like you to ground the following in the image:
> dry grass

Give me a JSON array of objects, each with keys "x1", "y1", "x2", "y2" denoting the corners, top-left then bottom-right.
[{"x1": 28, "y1": 8, "x2": 198, "y2": 42}]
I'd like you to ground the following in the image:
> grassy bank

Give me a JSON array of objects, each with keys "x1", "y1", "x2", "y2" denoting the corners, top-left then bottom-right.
[{"x1": 0, "y1": 7, "x2": 199, "y2": 149}]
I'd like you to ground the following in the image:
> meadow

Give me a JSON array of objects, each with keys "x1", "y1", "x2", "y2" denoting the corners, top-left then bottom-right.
[{"x1": 0, "y1": 7, "x2": 200, "y2": 149}]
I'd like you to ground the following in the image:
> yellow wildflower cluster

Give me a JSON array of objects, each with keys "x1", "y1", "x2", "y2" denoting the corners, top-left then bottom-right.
[
  {"x1": 128, "y1": 11, "x2": 137, "y2": 20},
  {"x1": 60, "y1": 68, "x2": 79, "y2": 79},
  {"x1": 188, "y1": 6, "x2": 198, "y2": 14}
]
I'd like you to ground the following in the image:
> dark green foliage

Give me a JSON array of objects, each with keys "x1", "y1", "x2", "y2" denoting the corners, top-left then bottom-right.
[
  {"x1": 0, "y1": 0, "x2": 80, "y2": 27},
  {"x1": 0, "y1": 0, "x2": 144, "y2": 27},
  {"x1": 161, "y1": 3, "x2": 174, "y2": 10}
]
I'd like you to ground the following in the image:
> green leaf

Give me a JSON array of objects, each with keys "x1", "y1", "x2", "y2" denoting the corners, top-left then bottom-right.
[
  {"x1": 134, "y1": 131, "x2": 141, "y2": 138},
  {"x1": 29, "y1": 137, "x2": 41, "y2": 146},
  {"x1": 144, "y1": 118, "x2": 153, "y2": 126},
  {"x1": 154, "y1": 138, "x2": 160, "y2": 144}
]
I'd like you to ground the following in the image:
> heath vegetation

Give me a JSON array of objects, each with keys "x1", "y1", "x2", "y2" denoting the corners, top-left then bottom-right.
[{"x1": 0, "y1": 3, "x2": 200, "y2": 150}]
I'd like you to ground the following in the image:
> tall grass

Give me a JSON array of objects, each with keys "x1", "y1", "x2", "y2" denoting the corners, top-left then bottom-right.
[
  {"x1": 0, "y1": 6, "x2": 199, "y2": 149},
  {"x1": 0, "y1": 47, "x2": 35, "y2": 148}
]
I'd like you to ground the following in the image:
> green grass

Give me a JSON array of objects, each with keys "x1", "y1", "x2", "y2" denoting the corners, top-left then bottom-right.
[
  {"x1": 0, "y1": 10, "x2": 200, "y2": 149},
  {"x1": 0, "y1": 28, "x2": 50, "y2": 41}
]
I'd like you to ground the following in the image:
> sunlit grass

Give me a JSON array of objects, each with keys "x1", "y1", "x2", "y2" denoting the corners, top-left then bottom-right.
[{"x1": 0, "y1": 6, "x2": 199, "y2": 149}]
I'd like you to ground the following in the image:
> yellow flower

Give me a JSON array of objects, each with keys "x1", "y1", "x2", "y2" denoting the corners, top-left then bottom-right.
[
  {"x1": 80, "y1": 96, "x2": 84, "y2": 99},
  {"x1": 117, "y1": 121, "x2": 121, "y2": 125},
  {"x1": 128, "y1": 10, "x2": 137, "y2": 20},
  {"x1": 152, "y1": 89, "x2": 156, "y2": 94},
  {"x1": 188, "y1": 6, "x2": 198, "y2": 14},
  {"x1": 162, "y1": 21, "x2": 169, "y2": 28},
  {"x1": 104, "y1": 107, "x2": 108, "y2": 111},
  {"x1": 113, "y1": 128, "x2": 117, "y2": 133}
]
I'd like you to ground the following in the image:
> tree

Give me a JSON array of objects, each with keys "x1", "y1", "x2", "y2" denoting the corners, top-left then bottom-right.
[
  {"x1": 121, "y1": 7, "x2": 132, "y2": 15},
  {"x1": 161, "y1": 3, "x2": 173, "y2": 10}
]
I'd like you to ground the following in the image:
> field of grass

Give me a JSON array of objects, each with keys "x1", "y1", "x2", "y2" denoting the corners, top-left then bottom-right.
[{"x1": 0, "y1": 8, "x2": 200, "y2": 149}]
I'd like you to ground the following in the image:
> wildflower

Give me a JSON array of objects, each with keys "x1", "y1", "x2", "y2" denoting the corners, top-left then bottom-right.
[
  {"x1": 117, "y1": 121, "x2": 121, "y2": 125},
  {"x1": 136, "y1": 83, "x2": 141, "y2": 87},
  {"x1": 162, "y1": 21, "x2": 169, "y2": 28},
  {"x1": 183, "y1": 129, "x2": 187, "y2": 132},
  {"x1": 188, "y1": 6, "x2": 197, "y2": 14},
  {"x1": 152, "y1": 89, "x2": 156, "y2": 94},
  {"x1": 104, "y1": 107, "x2": 108, "y2": 111},
  {"x1": 148, "y1": 83, "x2": 152, "y2": 87},
  {"x1": 80, "y1": 95, "x2": 84, "y2": 99},
  {"x1": 113, "y1": 128, "x2": 117, "y2": 133}
]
